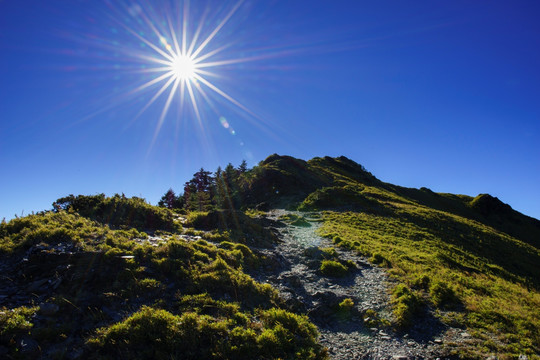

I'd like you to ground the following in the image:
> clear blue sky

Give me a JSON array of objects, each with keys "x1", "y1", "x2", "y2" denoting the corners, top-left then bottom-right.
[{"x1": 1, "y1": 0, "x2": 539, "y2": 220}]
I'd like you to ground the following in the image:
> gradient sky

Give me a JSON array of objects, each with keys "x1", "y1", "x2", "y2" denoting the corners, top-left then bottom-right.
[{"x1": 1, "y1": 0, "x2": 539, "y2": 221}]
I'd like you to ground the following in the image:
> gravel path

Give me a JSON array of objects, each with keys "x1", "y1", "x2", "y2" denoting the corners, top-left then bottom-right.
[{"x1": 253, "y1": 210, "x2": 458, "y2": 360}]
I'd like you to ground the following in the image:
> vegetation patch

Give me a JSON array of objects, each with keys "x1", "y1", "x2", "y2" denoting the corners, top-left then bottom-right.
[
  {"x1": 186, "y1": 209, "x2": 276, "y2": 246},
  {"x1": 2, "y1": 154, "x2": 539, "y2": 359},
  {"x1": 278, "y1": 213, "x2": 311, "y2": 227},
  {"x1": 87, "y1": 305, "x2": 327, "y2": 360},
  {"x1": 298, "y1": 185, "x2": 379, "y2": 211},
  {"x1": 53, "y1": 194, "x2": 178, "y2": 232},
  {"x1": 391, "y1": 284, "x2": 423, "y2": 328},
  {"x1": 319, "y1": 201, "x2": 540, "y2": 357},
  {"x1": 320, "y1": 260, "x2": 349, "y2": 277}
]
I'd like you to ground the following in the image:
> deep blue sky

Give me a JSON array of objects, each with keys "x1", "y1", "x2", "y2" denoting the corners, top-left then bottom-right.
[{"x1": 1, "y1": 0, "x2": 539, "y2": 220}]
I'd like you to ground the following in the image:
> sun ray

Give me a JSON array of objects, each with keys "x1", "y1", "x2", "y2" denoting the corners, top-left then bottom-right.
[
  {"x1": 180, "y1": 78, "x2": 186, "y2": 110},
  {"x1": 150, "y1": 77, "x2": 180, "y2": 150},
  {"x1": 194, "y1": 74, "x2": 258, "y2": 119},
  {"x1": 167, "y1": 13, "x2": 182, "y2": 56},
  {"x1": 182, "y1": 0, "x2": 189, "y2": 56},
  {"x1": 134, "y1": 74, "x2": 177, "y2": 120},
  {"x1": 193, "y1": 68, "x2": 220, "y2": 78},
  {"x1": 129, "y1": 71, "x2": 174, "y2": 95},
  {"x1": 187, "y1": 7, "x2": 209, "y2": 57},
  {"x1": 185, "y1": 79, "x2": 202, "y2": 126},
  {"x1": 110, "y1": 0, "x2": 274, "y2": 146},
  {"x1": 190, "y1": 0, "x2": 244, "y2": 59},
  {"x1": 191, "y1": 43, "x2": 232, "y2": 64},
  {"x1": 119, "y1": 22, "x2": 174, "y2": 62}
]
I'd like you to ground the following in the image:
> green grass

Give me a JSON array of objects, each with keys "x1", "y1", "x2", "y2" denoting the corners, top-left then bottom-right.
[
  {"x1": 87, "y1": 305, "x2": 326, "y2": 360},
  {"x1": 3, "y1": 154, "x2": 540, "y2": 359},
  {"x1": 53, "y1": 194, "x2": 179, "y2": 231},
  {"x1": 320, "y1": 260, "x2": 349, "y2": 277},
  {"x1": 0, "y1": 306, "x2": 38, "y2": 356},
  {"x1": 0, "y1": 210, "x2": 147, "y2": 254},
  {"x1": 318, "y1": 200, "x2": 540, "y2": 358},
  {"x1": 0, "y1": 198, "x2": 327, "y2": 359}
]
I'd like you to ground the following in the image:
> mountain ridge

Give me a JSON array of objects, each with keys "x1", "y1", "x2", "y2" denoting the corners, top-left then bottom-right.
[{"x1": 1, "y1": 154, "x2": 538, "y2": 359}]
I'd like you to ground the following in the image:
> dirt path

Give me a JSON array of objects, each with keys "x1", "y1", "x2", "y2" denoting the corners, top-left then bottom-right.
[{"x1": 254, "y1": 210, "x2": 456, "y2": 360}]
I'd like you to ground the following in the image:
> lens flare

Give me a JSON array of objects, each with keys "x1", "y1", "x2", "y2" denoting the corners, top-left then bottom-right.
[{"x1": 113, "y1": 0, "x2": 262, "y2": 147}]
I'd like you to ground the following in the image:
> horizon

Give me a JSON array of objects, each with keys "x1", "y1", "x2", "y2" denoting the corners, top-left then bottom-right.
[{"x1": 1, "y1": 0, "x2": 539, "y2": 221}]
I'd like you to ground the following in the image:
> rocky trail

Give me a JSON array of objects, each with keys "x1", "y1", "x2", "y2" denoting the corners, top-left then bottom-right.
[
  {"x1": 252, "y1": 210, "x2": 463, "y2": 360},
  {"x1": 0, "y1": 209, "x2": 469, "y2": 359}
]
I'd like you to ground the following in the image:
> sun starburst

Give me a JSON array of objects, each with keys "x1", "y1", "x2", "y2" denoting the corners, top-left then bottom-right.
[
  {"x1": 114, "y1": 0, "x2": 259, "y2": 147},
  {"x1": 169, "y1": 54, "x2": 196, "y2": 81}
]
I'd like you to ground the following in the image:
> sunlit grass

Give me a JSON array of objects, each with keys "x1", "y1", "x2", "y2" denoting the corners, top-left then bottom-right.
[{"x1": 318, "y1": 196, "x2": 540, "y2": 358}]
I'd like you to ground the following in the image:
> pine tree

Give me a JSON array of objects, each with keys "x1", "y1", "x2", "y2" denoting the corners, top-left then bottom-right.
[{"x1": 158, "y1": 188, "x2": 177, "y2": 209}]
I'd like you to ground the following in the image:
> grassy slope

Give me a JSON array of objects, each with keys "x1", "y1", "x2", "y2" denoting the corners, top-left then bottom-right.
[
  {"x1": 0, "y1": 196, "x2": 327, "y2": 360},
  {"x1": 293, "y1": 158, "x2": 540, "y2": 359},
  {"x1": 244, "y1": 154, "x2": 540, "y2": 357},
  {"x1": 2, "y1": 155, "x2": 539, "y2": 358}
]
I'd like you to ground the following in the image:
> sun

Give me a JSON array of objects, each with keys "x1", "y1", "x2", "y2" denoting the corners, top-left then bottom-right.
[
  {"x1": 116, "y1": 0, "x2": 263, "y2": 147},
  {"x1": 169, "y1": 54, "x2": 196, "y2": 81}
]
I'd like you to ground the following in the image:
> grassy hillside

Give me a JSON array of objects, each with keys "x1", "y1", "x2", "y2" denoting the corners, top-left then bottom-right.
[
  {"x1": 288, "y1": 157, "x2": 539, "y2": 359},
  {"x1": 1, "y1": 154, "x2": 539, "y2": 359},
  {"x1": 0, "y1": 195, "x2": 326, "y2": 359},
  {"x1": 242, "y1": 155, "x2": 540, "y2": 358}
]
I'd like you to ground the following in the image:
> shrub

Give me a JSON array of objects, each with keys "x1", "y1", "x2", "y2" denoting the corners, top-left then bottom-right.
[
  {"x1": 370, "y1": 253, "x2": 391, "y2": 267},
  {"x1": 194, "y1": 258, "x2": 279, "y2": 308},
  {"x1": 320, "y1": 260, "x2": 349, "y2": 277},
  {"x1": 362, "y1": 309, "x2": 390, "y2": 328},
  {"x1": 0, "y1": 306, "x2": 38, "y2": 356},
  {"x1": 0, "y1": 306, "x2": 37, "y2": 338},
  {"x1": 258, "y1": 308, "x2": 326, "y2": 359},
  {"x1": 88, "y1": 306, "x2": 326, "y2": 360},
  {"x1": 429, "y1": 281, "x2": 458, "y2": 308},
  {"x1": 298, "y1": 185, "x2": 377, "y2": 211},
  {"x1": 392, "y1": 284, "x2": 423, "y2": 328},
  {"x1": 53, "y1": 194, "x2": 178, "y2": 231},
  {"x1": 332, "y1": 235, "x2": 343, "y2": 244},
  {"x1": 338, "y1": 298, "x2": 355, "y2": 313}
]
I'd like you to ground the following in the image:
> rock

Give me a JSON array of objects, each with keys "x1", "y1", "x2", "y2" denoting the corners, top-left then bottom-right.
[
  {"x1": 393, "y1": 356, "x2": 409, "y2": 360},
  {"x1": 39, "y1": 302, "x2": 59, "y2": 316},
  {"x1": 312, "y1": 290, "x2": 343, "y2": 308},
  {"x1": 68, "y1": 347, "x2": 84, "y2": 359},
  {"x1": 303, "y1": 246, "x2": 323, "y2": 259},
  {"x1": 27, "y1": 278, "x2": 48, "y2": 292},
  {"x1": 0, "y1": 346, "x2": 8, "y2": 356},
  {"x1": 281, "y1": 291, "x2": 306, "y2": 312},
  {"x1": 256, "y1": 202, "x2": 270, "y2": 211},
  {"x1": 19, "y1": 336, "x2": 40, "y2": 357}
]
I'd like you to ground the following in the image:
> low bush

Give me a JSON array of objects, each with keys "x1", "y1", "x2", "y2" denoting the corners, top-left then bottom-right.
[
  {"x1": 88, "y1": 305, "x2": 327, "y2": 360},
  {"x1": 391, "y1": 284, "x2": 423, "y2": 329},
  {"x1": 0, "y1": 306, "x2": 38, "y2": 356},
  {"x1": 370, "y1": 253, "x2": 391, "y2": 267},
  {"x1": 338, "y1": 298, "x2": 355, "y2": 316},
  {"x1": 429, "y1": 281, "x2": 459, "y2": 308},
  {"x1": 53, "y1": 194, "x2": 178, "y2": 232},
  {"x1": 320, "y1": 260, "x2": 349, "y2": 277}
]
